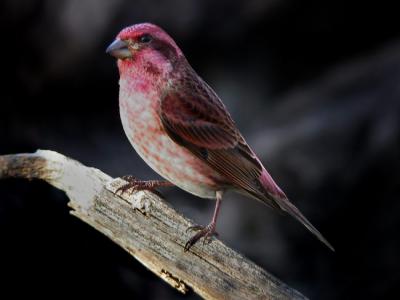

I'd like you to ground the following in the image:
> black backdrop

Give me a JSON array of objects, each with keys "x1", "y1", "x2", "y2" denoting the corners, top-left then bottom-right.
[{"x1": 1, "y1": 1, "x2": 399, "y2": 299}]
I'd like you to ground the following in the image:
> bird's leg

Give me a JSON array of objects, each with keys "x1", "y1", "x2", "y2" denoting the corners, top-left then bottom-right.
[
  {"x1": 184, "y1": 191, "x2": 223, "y2": 252},
  {"x1": 116, "y1": 175, "x2": 174, "y2": 195}
]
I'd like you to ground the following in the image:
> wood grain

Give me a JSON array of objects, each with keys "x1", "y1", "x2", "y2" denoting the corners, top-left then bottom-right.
[{"x1": 0, "y1": 150, "x2": 308, "y2": 300}]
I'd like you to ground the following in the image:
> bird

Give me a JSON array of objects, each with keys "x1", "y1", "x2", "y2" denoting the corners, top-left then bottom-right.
[{"x1": 106, "y1": 23, "x2": 334, "y2": 252}]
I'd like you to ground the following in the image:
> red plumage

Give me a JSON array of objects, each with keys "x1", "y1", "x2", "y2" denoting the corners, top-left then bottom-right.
[{"x1": 107, "y1": 23, "x2": 333, "y2": 251}]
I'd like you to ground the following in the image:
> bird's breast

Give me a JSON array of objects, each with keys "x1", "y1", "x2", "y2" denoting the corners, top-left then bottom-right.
[{"x1": 118, "y1": 77, "x2": 227, "y2": 198}]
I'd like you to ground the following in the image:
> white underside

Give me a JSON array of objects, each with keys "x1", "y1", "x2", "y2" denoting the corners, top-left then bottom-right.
[{"x1": 119, "y1": 86, "x2": 219, "y2": 199}]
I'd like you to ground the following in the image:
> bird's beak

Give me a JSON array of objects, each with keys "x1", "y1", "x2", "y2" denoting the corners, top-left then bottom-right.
[{"x1": 106, "y1": 39, "x2": 131, "y2": 59}]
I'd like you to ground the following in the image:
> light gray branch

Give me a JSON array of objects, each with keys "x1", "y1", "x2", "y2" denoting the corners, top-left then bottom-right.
[{"x1": 0, "y1": 150, "x2": 307, "y2": 300}]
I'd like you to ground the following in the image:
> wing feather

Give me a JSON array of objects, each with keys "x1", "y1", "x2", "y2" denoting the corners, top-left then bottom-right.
[
  {"x1": 160, "y1": 67, "x2": 278, "y2": 207},
  {"x1": 160, "y1": 66, "x2": 334, "y2": 250}
]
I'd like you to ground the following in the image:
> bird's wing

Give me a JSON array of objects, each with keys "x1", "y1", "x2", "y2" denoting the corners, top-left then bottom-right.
[
  {"x1": 160, "y1": 69, "x2": 334, "y2": 251},
  {"x1": 159, "y1": 70, "x2": 279, "y2": 209}
]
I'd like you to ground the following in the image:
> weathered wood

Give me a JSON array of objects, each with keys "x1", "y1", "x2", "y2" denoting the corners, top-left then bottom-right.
[{"x1": 0, "y1": 150, "x2": 307, "y2": 300}]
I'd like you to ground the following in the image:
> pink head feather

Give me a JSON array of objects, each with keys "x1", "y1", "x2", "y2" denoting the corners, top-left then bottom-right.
[{"x1": 117, "y1": 23, "x2": 182, "y2": 57}]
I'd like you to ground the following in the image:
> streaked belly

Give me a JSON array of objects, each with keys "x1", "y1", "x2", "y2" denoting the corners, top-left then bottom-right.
[{"x1": 119, "y1": 91, "x2": 226, "y2": 199}]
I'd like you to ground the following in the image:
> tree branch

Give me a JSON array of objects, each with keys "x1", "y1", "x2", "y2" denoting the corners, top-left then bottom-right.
[{"x1": 0, "y1": 150, "x2": 307, "y2": 300}]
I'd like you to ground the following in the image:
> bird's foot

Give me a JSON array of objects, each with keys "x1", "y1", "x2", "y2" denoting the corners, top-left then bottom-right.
[
  {"x1": 184, "y1": 222, "x2": 219, "y2": 252},
  {"x1": 115, "y1": 175, "x2": 173, "y2": 195}
]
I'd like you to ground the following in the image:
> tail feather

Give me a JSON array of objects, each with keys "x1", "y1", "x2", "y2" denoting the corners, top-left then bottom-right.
[
  {"x1": 275, "y1": 196, "x2": 335, "y2": 251},
  {"x1": 255, "y1": 169, "x2": 334, "y2": 251}
]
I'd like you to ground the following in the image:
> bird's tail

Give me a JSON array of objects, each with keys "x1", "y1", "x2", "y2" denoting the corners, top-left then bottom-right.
[
  {"x1": 274, "y1": 195, "x2": 335, "y2": 251},
  {"x1": 255, "y1": 169, "x2": 334, "y2": 250}
]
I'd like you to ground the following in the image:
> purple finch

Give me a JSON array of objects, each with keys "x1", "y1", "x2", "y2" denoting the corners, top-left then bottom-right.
[{"x1": 107, "y1": 23, "x2": 333, "y2": 251}]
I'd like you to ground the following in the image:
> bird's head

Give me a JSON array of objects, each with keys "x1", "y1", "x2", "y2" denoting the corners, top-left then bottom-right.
[{"x1": 106, "y1": 23, "x2": 183, "y2": 76}]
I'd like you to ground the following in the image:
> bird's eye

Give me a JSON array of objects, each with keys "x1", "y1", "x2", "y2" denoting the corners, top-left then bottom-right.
[{"x1": 139, "y1": 34, "x2": 152, "y2": 43}]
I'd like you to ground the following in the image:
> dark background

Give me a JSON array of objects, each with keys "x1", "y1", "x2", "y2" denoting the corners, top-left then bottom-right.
[{"x1": 1, "y1": 1, "x2": 399, "y2": 299}]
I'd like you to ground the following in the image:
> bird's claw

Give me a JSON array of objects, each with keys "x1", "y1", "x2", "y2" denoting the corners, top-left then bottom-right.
[
  {"x1": 186, "y1": 225, "x2": 204, "y2": 232},
  {"x1": 184, "y1": 223, "x2": 218, "y2": 252},
  {"x1": 115, "y1": 176, "x2": 140, "y2": 195},
  {"x1": 115, "y1": 184, "x2": 132, "y2": 195},
  {"x1": 115, "y1": 176, "x2": 172, "y2": 198}
]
